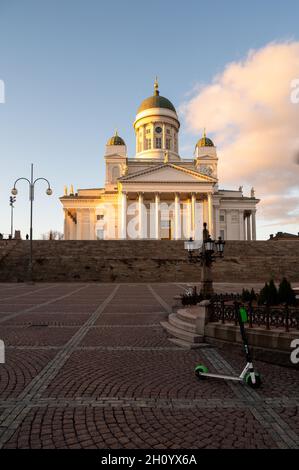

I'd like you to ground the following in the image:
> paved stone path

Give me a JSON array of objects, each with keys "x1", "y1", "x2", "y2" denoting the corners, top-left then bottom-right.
[{"x1": 0, "y1": 282, "x2": 298, "y2": 449}]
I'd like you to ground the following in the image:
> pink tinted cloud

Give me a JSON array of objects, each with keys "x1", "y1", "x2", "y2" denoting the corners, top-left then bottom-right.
[{"x1": 181, "y1": 42, "x2": 299, "y2": 232}]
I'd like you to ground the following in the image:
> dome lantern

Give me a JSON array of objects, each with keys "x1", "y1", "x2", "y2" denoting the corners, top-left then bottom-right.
[{"x1": 136, "y1": 78, "x2": 177, "y2": 114}]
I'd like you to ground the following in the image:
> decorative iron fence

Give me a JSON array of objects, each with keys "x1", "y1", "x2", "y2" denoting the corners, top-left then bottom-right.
[{"x1": 209, "y1": 300, "x2": 299, "y2": 332}]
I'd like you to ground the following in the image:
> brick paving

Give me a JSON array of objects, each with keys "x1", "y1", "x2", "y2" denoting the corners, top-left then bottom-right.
[{"x1": 0, "y1": 282, "x2": 298, "y2": 449}]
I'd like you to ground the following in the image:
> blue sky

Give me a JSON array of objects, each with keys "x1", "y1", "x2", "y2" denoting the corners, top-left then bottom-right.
[{"x1": 0, "y1": 0, "x2": 299, "y2": 239}]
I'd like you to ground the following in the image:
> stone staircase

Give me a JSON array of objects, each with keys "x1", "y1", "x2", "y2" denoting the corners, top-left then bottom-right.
[
  {"x1": 161, "y1": 307, "x2": 210, "y2": 349},
  {"x1": 0, "y1": 239, "x2": 299, "y2": 283},
  {"x1": 0, "y1": 240, "x2": 20, "y2": 263}
]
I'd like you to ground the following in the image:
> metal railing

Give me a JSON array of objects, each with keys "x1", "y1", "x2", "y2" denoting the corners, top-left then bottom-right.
[{"x1": 210, "y1": 300, "x2": 299, "y2": 332}]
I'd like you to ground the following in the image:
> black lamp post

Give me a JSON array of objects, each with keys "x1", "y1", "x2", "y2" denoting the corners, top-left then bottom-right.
[
  {"x1": 11, "y1": 163, "x2": 52, "y2": 282},
  {"x1": 9, "y1": 196, "x2": 16, "y2": 238},
  {"x1": 184, "y1": 222, "x2": 225, "y2": 298}
]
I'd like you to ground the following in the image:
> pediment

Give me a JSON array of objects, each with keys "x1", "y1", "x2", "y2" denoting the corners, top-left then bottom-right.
[{"x1": 119, "y1": 163, "x2": 215, "y2": 183}]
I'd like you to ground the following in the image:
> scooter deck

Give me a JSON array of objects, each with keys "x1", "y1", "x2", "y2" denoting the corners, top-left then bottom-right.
[{"x1": 198, "y1": 372, "x2": 242, "y2": 382}]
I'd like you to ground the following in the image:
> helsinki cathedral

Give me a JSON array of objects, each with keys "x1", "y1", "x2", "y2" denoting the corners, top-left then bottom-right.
[{"x1": 60, "y1": 80, "x2": 259, "y2": 241}]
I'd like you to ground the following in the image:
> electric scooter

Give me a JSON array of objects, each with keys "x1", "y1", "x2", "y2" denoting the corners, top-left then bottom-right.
[{"x1": 194, "y1": 304, "x2": 262, "y2": 389}]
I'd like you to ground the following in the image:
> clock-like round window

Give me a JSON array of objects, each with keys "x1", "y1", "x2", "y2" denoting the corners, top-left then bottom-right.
[{"x1": 155, "y1": 126, "x2": 162, "y2": 134}]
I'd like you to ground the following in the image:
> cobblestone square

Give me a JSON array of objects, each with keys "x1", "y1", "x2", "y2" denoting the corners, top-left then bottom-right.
[{"x1": 0, "y1": 282, "x2": 298, "y2": 449}]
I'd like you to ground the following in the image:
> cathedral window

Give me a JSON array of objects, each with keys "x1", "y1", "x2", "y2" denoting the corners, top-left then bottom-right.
[
  {"x1": 166, "y1": 138, "x2": 171, "y2": 150},
  {"x1": 97, "y1": 214, "x2": 104, "y2": 221},
  {"x1": 145, "y1": 138, "x2": 151, "y2": 150},
  {"x1": 155, "y1": 137, "x2": 162, "y2": 149},
  {"x1": 231, "y1": 211, "x2": 239, "y2": 223},
  {"x1": 146, "y1": 128, "x2": 151, "y2": 134},
  {"x1": 161, "y1": 219, "x2": 170, "y2": 229},
  {"x1": 111, "y1": 166, "x2": 120, "y2": 182}
]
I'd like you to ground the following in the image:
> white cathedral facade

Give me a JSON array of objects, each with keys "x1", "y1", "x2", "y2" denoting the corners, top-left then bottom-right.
[{"x1": 60, "y1": 80, "x2": 259, "y2": 241}]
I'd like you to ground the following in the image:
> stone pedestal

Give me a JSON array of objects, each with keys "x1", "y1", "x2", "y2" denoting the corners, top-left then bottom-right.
[{"x1": 195, "y1": 300, "x2": 211, "y2": 336}]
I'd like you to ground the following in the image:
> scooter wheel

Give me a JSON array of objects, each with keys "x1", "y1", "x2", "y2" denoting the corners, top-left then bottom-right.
[
  {"x1": 245, "y1": 372, "x2": 261, "y2": 389},
  {"x1": 195, "y1": 364, "x2": 208, "y2": 378}
]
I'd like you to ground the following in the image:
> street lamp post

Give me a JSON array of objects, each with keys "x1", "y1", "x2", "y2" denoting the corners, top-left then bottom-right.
[
  {"x1": 9, "y1": 196, "x2": 16, "y2": 238},
  {"x1": 184, "y1": 222, "x2": 225, "y2": 298},
  {"x1": 11, "y1": 163, "x2": 52, "y2": 282}
]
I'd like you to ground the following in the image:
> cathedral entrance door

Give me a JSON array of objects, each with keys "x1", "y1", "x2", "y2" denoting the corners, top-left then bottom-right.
[{"x1": 161, "y1": 219, "x2": 171, "y2": 240}]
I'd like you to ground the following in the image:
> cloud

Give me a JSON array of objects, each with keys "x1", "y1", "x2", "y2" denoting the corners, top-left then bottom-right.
[{"x1": 180, "y1": 41, "x2": 299, "y2": 232}]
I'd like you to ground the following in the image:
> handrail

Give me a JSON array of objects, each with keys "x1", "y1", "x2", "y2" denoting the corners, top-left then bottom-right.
[{"x1": 209, "y1": 300, "x2": 299, "y2": 332}]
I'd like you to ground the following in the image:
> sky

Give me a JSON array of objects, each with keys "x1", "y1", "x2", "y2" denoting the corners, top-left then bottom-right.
[{"x1": 0, "y1": 0, "x2": 299, "y2": 239}]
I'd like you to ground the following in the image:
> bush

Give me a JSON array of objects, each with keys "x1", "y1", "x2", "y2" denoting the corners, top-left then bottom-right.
[
  {"x1": 268, "y1": 279, "x2": 278, "y2": 306},
  {"x1": 258, "y1": 280, "x2": 278, "y2": 305},
  {"x1": 278, "y1": 278, "x2": 296, "y2": 306},
  {"x1": 250, "y1": 288, "x2": 257, "y2": 302},
  {"x1": 258, "y1": 278, "x2": 296, "y2": 306},
  {"x1": 258, "y1": 282, "x2": 269, "y2": 305},
  {"x1": 241, "y1": 288, "x2": 250, "y2": 302},
  {"x1": 242, "y1": 288, "x2": 257, "y2": 303}
]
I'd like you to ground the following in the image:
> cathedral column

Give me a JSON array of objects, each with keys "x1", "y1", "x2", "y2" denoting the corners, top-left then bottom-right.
[
  {"x1": 89, "y1": 209, "x2": 95, "y2": 240},
  {"x1": 138, "y1": 192, "x2": 145, "y2": 239},
  {"x1": 143, "y1": 125, "x2": 146, "y2": 152},
  {"x1": 239, "y1": 210, "x2": 245, "y2": 240},
  {"x1": 252, "y1": 210, "x2": 256, "y2": 240},
  {"x1": 162, "y1": 123, "x2": 166, "y2": 149},
  {"x1": 246, "y1": 213, "x2": 251, "y2": 241},
  {"x1": 214, "y1": 205, "x2": 220, "y2": 239},
  {"x1": 69, "y1": 213, "x2": 76, "y2": 240},
  {"x1": 191, "y1": 193, "x2": 196, "y2": 239},
  {"x1": 185, "y1": 198, "x2": 192, "y2": 239},
  {"x1": 63, "y1": 209, "x2": 69, "y2": 240},
  {"x1": 76, "y1": 209, "x2": 81, "y2": 240},
  {"x1": 208, "y1": 193, "x2": 214, "y2": 237},
  {"x1": 121, "y1": 192, "x2": 127, "y2": 239},
  {"x1": 155, "y1": 193, "x2": 160, "y2": 240},
  {"x1": 174, "y1": 193, "x2": 181, "y2": 240}
]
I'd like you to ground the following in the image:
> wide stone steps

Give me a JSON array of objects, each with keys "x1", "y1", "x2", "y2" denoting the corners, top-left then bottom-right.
[
  {"x1": 161, "y1": 318, "x2": 204, "y2": 345},
  {"x1": 1, "y1": 240, "x2": 299, "y2": 282},
  {"x1": 176, "y1": 308, "x2": 199, "y2": 324},
  {"x1": 168, "y1": 313, "x2": 196, "y2": 333}
]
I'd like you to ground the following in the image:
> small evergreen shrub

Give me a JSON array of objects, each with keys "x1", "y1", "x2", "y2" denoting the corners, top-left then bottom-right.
[
  {"x1": 241, "y1": 288, "x2": 257, "y2": 303},
  {"x1": 258, "y1": 282, "x2": 269, "y2": 305},
  {"x1": 278, "y1": 278, "x2": 296, "y2": 306},
  {"x1": 268, "y1": 279, "x2": 278, "y2": 306},
  {"x1": 258, "y1": 278, "x2": 296, "y2": 306}
]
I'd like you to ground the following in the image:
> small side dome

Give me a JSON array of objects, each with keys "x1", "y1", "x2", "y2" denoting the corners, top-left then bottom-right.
[
  {"x1": 196, "y1": 129, "x2": 214, "y2": 147},
  {"x1": 107, "y1": 130, "x2": 126, "y2": 146}
]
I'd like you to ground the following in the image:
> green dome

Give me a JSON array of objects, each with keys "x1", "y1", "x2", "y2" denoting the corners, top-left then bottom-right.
[
  {"x1": 138, "y1": 95, "x2": 176, "y2": 114},
  {"x1": 196, "y1": 130, "x2": 214, "y2": 147},
  {"x1": 107, "y1": 131, "x2": 125, "y2": 146},
  {"x1": 137, "y1": 79, "x2": 176, "y2": 114}
]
